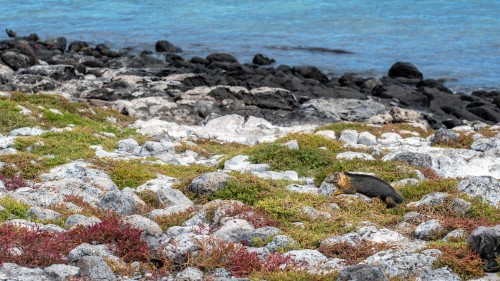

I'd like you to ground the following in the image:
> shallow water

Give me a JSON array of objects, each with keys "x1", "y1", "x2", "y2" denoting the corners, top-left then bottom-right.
[{"x1": 2, "y1": 0, "x2": 499, "y2": 92}]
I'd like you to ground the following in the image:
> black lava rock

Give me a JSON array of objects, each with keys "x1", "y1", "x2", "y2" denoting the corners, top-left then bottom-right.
[
  {"x1": 1, "y1": 51, "x2": 31, "y2": 70},
  {"x1": 388, "y1": 61, "x2": 423, "y2": 80},
  {"x1": 155, "y1": 40, "x2": 182, "y2": 53},
  {"x1": 44, "y1": 37, "x2": 67, "y2": 52},
  {"x1": 467, "y1": 225, "x2": 500, "y2": 272},
  {"x1": 206, "y1": 53, "x2": 238, "y2": 64},
  {"x1": 252, "y1": 54, "x2": 275, "y2": 65},
  {"x1": 292, "y1": 66, "x2": 329, "y2": 83},
  {"x1": 68, "y1": 41, "x2": 90, "y2": 52}
]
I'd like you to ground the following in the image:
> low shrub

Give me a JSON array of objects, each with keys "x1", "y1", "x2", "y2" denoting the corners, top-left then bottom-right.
[
  {"x1": 0, "y1": 215, "x2": 150, "y2": 267},
  {"x1": 68, "y1": 215, "x2": 149, "y2": 262},
  {"x1": 222, "y1": 203, "x2": 279, "y2": 228},
  {"x1": 210, "y1": 173, "x2": 283, "y2": 205},
  {"x1": 318, "y1": 241, "x2": 395, "y2": 265},
  {"x1": 0, "y1": 175, "x2": 29, "y2": 191},
  {"x1": 152, "y1": 208, "x2": 195, "y2": 231},
  {"x1": 431, "y1": 242, "x2": 485, "y2": 279},
  {"x1": 0, "y1": 224, "x2": 69, "y2": 267},
  {"x1": 0, "y1": 197, "x2": 30, "y2": 220}
]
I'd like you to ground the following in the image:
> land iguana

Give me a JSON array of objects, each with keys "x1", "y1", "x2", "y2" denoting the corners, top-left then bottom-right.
[{"x1": 324, "y1": 172, "x2": 404, "y2": 208}]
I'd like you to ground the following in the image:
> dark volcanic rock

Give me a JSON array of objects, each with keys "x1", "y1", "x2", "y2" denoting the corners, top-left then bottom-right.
[
  {"x1": 392, "y1": 151, "x2": 432, "y2": 168},
  {"x1": 206, "y1": 53, "x2": 238, "y2": 64},
  {"x1": 471, "y1": 90, "x2": 500, "y2": 102},
  {"x1": 95, "y1": 44, "x2": 121, "y2": 58},
  {"x1": 68, "y1": 41, "x2": 90, "y2": 52},
  {"x1": 417, "y1": 79, "x2": 452, "y2": 94},
  {"x1": 372, "y1": 84, "x2": 429, "y2": 107},
  {"x1": 44, "y1": 37, "x2": 67, "y2": 52},
  {"x1": 292, "y1": 66, "x2": 329, "y2": 83},
  {"x1": 12, "y1": 40, "x2": 39, "y2": 65},
  {"x1": 125, "y1": 53, "x2": 166, "y2": 68},
  {"x1": 1, "y1": 51, "x2": 32, "y2": 70},
  {"x1": 18, "y1": 65, "x2": 79, "y2": 81},
  {"x1": 467, "y1": 225, "x2": 500, "y2": 272},
  {"x1": 388, "y1": 61, "x2": 423, "y2": 80},
  {"x1": 252, "y1": 54, "x2": 275, "y2": 65},
  {"x1": 23, "y1": 33, "x2": 42, "y2": 43},
  {"x1": 155, "y1": 40, "x2": 182, "y2": 53},
  {"x1": 467, "y1": 105, "x2": 500, "y2": 123},
  {"x1": 190, "y1": 56, "x2": 208, "y2": 65},
  {"x1": 82, "y1": 59, "x2": 105, "y2": 68}
]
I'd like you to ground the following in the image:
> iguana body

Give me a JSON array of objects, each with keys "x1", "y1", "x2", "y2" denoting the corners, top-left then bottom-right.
[{"x1": 324, "y1": 172, "x2": 404, "y2": 208}]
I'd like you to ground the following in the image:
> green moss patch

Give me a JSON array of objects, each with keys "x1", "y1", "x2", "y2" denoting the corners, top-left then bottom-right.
[
  {"x1": 210, "y1": 173, "x2": 288, "y2": 205},
  {"x1": 0, "y1": 197, "x2": 30, "y2": 221},
  {"x1": 97, "y1": 159, "x2": 216, "y2": 190}
]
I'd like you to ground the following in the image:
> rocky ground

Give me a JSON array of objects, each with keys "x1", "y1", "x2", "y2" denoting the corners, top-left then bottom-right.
[{"x1": 0, "y1": 32, "x2": 499, "y2": 280}]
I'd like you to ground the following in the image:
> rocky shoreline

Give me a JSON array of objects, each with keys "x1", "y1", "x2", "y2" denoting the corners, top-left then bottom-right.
[
  {"x1": 1, "y1": 31, "x2": 500, "y2": 129},
  {"x1": 0, "y1": 32, "x2": 499, "y2": 280}
]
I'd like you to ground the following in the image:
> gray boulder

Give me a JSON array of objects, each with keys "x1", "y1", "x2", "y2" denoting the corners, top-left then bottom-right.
[
  {"x1": 162, "y1": 233, "x2": 209, "y2": 261},
  {"x1": 240, "y1": 226, "x2": 280, "y2": 245},
  {"x1": 265, "y1": 235, "x2": 298, "y2": 252},
  {"x1": 284, "y1": 249, "x2": 329, "y2": 271},
  {"x1": 337, "y1": 264, "x2": 388, "y2": 281},
  {"x1": 414, "y1": 219, "x2": 446, "y2": 240},
  {"x1": 416, "y1": 267, "x2": 462, "y2": 281},
  {"x1": 363, "y1": 249, "x2": 440, "y2": 278},
  {"x1": 97, "y1": 190, "x2": 144, "y2": 215},
  {"x1": 391, "y1": 151, "x2": 432, "y2": 168},
  {"x1": 27, "y1": 206, "x2": 61, "y2": 221},
  {"x1": 451, "y1": 198, "x2": 472, "y2": 217},
  {"x1": 64, "y1": 214, "x2": 101, "y2": 228},
  {"x1": 471, "y1": 137, "x2": 500, "y2": 152},
  {"x1": 339, "y1": 130, "x2": 359, "y2": 145},
  {"x1": 123, "y1": 214, "x2": 164, "y2": 237},
  {"x1": 43, "y1": 264, "x2": 80, "y2": 281},
  {"x1": 0, "y1": 263, "x2": 48, "y2": 281},
  {"x1": 223, "y1": 155, "x2": 269, "y2": 172},
  {"x1": 282, "y1": 139, "x2": 299, "y2": 150},
  {"x1": 39, "y1": 161, "x2": 118, "y2": 192},
  {"x1": 358, "y1": 131, "x2": 378, "y2": 146},
  {"x1": 430, "y1": 128, "x2": 459, "y2": 145},
  {"x1": 189, "y1": 172, "x2": 230, "y2": 194},
  {"x1": 157, "y1": 187, "x2": 193, "y2": 207},
  {"x1": 68, "y1": 243, "x2": 117, "y2": 262},
  {"x1": 73, "y1": 256, "x2": 117, "y2": 281},
  {"x1": 467, "y1": 225, "x2": 500, "y2": 272},
  {"x1": 456, "y1": 176, "x2": 500, "y2": 207},
  {"x1": 174, "y1": 266, "x2": 204, "y2": 281},
  {"x1": 443, "y1": 229, "x2": 467, "y2": 242},
  {"x1": 409, "y1": 192, "x2": 449, "y2": 208},
  {"x1": 212, "y1": 219, "x2": 254, "y2": 243},
  {"x1": 116, "y1": 138, "x2": 139, "y2": 153}
]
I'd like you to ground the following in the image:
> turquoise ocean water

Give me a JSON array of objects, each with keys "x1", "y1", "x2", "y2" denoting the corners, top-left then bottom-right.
[{"x1": 1, "y1": 0, "x2": 499, "y2": 92}]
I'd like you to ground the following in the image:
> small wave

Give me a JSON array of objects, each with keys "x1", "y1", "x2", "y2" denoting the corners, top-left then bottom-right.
[{"x1": 265, "y1": 45, "x2": 355, "y2": 54}]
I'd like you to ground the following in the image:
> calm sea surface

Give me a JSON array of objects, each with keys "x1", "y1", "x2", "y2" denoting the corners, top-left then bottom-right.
[{"x1": 2, "y1": 0, "x2": 499, "y2": 92}]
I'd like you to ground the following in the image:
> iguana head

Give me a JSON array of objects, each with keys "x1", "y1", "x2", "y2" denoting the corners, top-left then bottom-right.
[{"x1": 324, "y1": 172, "x2": 350, "y2": 188}]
